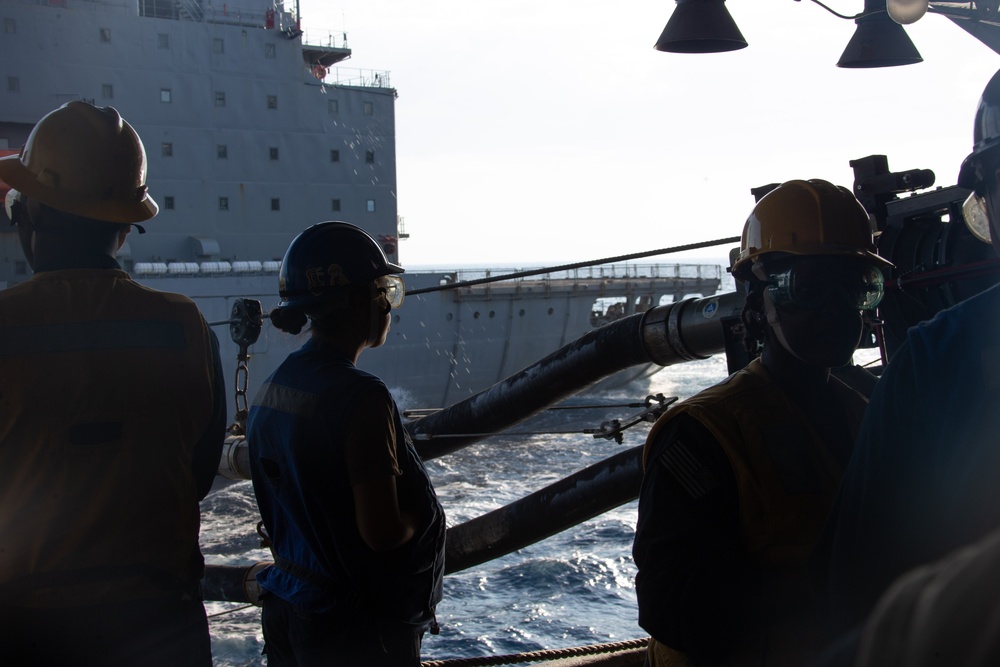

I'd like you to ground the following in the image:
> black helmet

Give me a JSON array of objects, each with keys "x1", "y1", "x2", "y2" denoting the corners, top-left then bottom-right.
[
  {"x1": 277, "y1": 221, "x2": 403, "y2": 311},
  {"x1": 958, "y1": 69, "x2": 1000, "y2": 243},
  {"x1": 959, "y1": 68, "x2": 1000, "y2": 192}
]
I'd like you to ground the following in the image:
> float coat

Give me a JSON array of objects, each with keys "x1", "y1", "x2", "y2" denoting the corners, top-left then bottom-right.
[
  {"x1": 642, "y1": 359, "x2": 867, "y2": 666},
  {"x1": 0, "y1": 270, "x2": 215, "y2": 605}
]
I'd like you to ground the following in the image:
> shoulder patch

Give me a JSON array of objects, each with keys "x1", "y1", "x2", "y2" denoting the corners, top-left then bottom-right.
[{"x1": 656, "y1": 439, "x2": 720, "y2": 500}]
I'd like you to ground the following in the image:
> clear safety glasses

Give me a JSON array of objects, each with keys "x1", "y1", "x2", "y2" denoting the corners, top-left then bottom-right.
[
  {"x1": 963, "y1": 191, "x2": 992, "y2": 243},
  {"x1": 959, "y1": 144, "x2": 1000, "y2": 244},
  {"x1": 767, "y1": 259, "x2": 885, "y2": 311},
  {"x1": 375, "y1": 274, "x2": 405, "y2": 310}
]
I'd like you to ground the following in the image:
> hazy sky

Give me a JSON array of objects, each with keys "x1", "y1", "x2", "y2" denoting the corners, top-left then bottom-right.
[{"x1": 304, "y1": 1, "x2": 998, "y2": 267}]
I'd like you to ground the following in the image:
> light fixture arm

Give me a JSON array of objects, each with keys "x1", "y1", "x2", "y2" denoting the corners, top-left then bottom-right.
[{"x1": 800, "y1": 0, "x2": 864, "y2": 21}]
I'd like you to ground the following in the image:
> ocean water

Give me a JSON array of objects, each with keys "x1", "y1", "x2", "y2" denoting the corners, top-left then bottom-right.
[{"x1": 200, "y1": 351, "x2": 732, "y2": 666}]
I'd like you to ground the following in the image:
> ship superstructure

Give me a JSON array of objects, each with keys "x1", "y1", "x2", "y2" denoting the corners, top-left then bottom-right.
[{"x1": 0, "y1": 0, "x2": 722, "y2": 410}]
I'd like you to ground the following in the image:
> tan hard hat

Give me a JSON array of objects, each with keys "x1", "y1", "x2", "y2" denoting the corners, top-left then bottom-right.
[
  {"x1": 731, "y1": 179, "x2": 892, "y2": 280},
  {"x1": 0, "y1": 101, "x2": 157, "y2": 223}
]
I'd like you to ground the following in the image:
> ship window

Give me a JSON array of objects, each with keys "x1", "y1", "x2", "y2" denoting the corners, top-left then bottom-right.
[
  {"x1": 164, "y1": 196, "x2": 175, "y2": 210},
  {"x1": 100, "y1": 27, "x2": 111, "y2": 43},
  {"x1": 217, "y1": 144, "x2": 228, "y2": 159},
  {"x1": 271, "y1": 198, "x2": 281, "y2": 211},
  {"x1": 158, "y1": 33, "x2": 169, "y2": 49},
  {"x1": 330, "y1": 149, "x2": 340, "y2": 162},
  {"x1": 366, "y1": 199, "x2": 376, "y2": 213},
  {"x1": 219, "y1": 197, "x2": 229, "y2": 211},
  {"x1": 15, "y1": 261, "x2": 26, "y2": 275},
  {"x1": 214, "y1": 91, "x2": 226, "y2": 107},
  {"x1": 4, "y1": 18, "x2": 15, "y2": 34},
  {"x1": 328, "y1": 99, "x2": 338, "y2": 114},
  {"x1": 265, "y1": 43, "x2": 276, "y2": 59},
  {"x1": 102, "y1": 83, "x2": 113, "y2": 99},
  {"x1": 331, "y1": 199, "x2": 341, "y2": 212},
  {"x1": 365, "y1": 150, "x2": 375, "y2": 164},
  {"x1": 269, "y1": 147, "x2": 279, "y2": 161},
  {"x1": 7, "y1": 76, "x2": 19, "y2": 93},
  {"x1": 161, "y1": 142, "x2": 173, "y2": 157},
  {"x1": 212, "y1": 38, "x2": 224, "y2": 54},
  {"x1": 160, "y1": 88, "x2": 172, "y2": 104},
  {"x1": 267, "y1": 95, "x2": 278, "y2": 109},
  {"x1": 123, "y1": 259, "x2": 134, "y2": 273},
  {"x1": 363, "y1": 101, "x2": 374, "y2": 116}
]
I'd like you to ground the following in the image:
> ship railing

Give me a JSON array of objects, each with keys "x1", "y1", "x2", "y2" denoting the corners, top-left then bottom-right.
[
  {"x1": 135, "y1": 0, "x2": 294, "y2": 30},
  {"x1": 441, "y1": 263, "x2": 723, "y2": 285},
  {"x1": 301, "y1": 29, "x2": 349, "y2": 50},
  {"x1": 323, "y1": 67, "x2": 393, "y2": 89}
]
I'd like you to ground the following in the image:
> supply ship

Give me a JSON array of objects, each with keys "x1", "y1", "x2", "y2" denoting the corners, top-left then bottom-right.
[{"x1": 0, "y1": 0, "x2": 722, "y2": 411}]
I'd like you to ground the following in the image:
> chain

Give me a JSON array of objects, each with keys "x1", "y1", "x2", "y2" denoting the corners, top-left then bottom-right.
[
  {"x1": 232, "y1": 352, "x2": 251, "y2": 435},
  {"x1": 226, "y1": 299, "x2": 264, "y2": 436}
]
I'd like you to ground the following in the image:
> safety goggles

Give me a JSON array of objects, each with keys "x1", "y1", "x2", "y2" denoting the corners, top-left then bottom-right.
[
  {"x1": 963, "y1": 191, "x2": 992, "y2": 243},
  {"x1": 375, "y1": 274, "x2": 405, "y2": 310},
  {"x1": 959, "y1": 143, "x2": 1000, "y2": 243},
  {"x1": 767, "y1": 259, "x2": 885, "y2": 311}
]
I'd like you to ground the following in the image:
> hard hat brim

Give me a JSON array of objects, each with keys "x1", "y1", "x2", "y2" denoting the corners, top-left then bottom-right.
[{"x1": 0, "y1": 153, "x2": 158, "y2": 224}]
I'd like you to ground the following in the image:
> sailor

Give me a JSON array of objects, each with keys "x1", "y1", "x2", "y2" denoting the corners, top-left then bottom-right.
[
  {"x1": 632, "y1": 179, "x2": 890, "y2": 667},
  {"x1": 246, "y1": 221, "x2": 446, "y2": 666},
  {"x1": 0, "y1": 101, "x2": 226, "y2": 665},
  {"x1": 815, "y1": 68, "x2": 1000, "y2": 664}
]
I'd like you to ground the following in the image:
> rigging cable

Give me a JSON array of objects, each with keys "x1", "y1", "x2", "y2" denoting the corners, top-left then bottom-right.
[
  {"x1": 418, "y1": 637, "x2": 649, "y2": 667},
  {"x1": 206, "y1": 235, "x2": 738, "y2": 326},
  {"x1": 405, "y1": 236, "x2": 739, "y2": 297}
]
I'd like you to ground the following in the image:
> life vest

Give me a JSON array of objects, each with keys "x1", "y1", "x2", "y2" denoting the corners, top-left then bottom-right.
[
  {"x1": 643, "y1": 358, "x2": 868, "y2": 666},
  {"x1": 247, "y1": 339, "x2": 446, "y2": 627},
  {"x1": 0, "y1": 269, "x2": 215, "y2": 607}
]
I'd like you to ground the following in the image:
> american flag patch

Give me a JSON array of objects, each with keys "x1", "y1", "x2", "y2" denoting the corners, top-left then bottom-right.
[{"x1": 657, "y1": 440, "x2": 719, "y2": 500}]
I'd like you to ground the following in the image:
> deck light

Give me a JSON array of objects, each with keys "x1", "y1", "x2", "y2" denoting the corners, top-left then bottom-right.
[
  {"x1": 837, "y1": 0, "x2": 923, "y2": 67},
  {"x1": 654, "y1": 0, "x2": 748, "y2": 54}
]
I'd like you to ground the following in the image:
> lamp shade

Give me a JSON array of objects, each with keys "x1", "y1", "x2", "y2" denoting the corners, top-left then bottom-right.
[
  {"x1": 837, "y1": 6, "x2": 923, "y2": 67},
  {"x1": 654, "y1": 0, "x2": 748, "y2": 54}
]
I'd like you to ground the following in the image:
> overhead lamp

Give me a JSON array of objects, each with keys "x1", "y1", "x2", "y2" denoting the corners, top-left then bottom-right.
[
  {"x1": 837, "y1": 0, "x2": 923, "y2": 68},
  {"x1": 654, "y1": 0, "x2": 748, "y2": 54}
]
